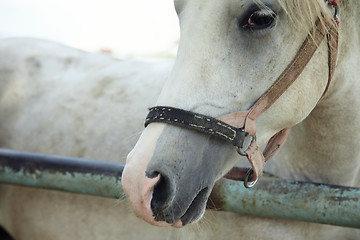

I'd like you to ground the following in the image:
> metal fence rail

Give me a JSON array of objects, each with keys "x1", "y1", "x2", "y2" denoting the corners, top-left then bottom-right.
[
  {"x1": 0, "y1": 149, "x2": 125, "y2": 199},
  {"x1": 0, "y1": 148, "x2": 359, "y2": 228}
]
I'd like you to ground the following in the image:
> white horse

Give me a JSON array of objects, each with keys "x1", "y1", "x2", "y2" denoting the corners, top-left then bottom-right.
[
  {"x1": 0, "y1": 0, "x2": 359, "y2": 240},
  {"x1": 123, "y1": 0, "x2": 360, "y2": 238}
]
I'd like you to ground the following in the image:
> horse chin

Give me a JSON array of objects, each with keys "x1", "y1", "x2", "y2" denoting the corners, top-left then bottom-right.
[
  {"x1": 135, "y1": 185, "x2": 208, "y2": 228},
  {"x1": 177, "y1": 188, "x2": 209, "y2": 226},
  {"x1": 173, "y1": 188, "x2": 209, "y2": 227},
  {"x1": 153, "y1": 192, "x2": 208, "y2": 228}
]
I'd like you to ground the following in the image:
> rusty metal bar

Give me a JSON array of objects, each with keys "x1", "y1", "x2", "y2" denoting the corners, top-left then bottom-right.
[
  {"x1": 209, "y1": 177, "x2": 360, "y2": 228},
  {"x1": 0, "y1": 148, "x2": 359, "y2": 228},
  {"x1": 0, "y1": 149, "x2": 125, "y2": 199}
]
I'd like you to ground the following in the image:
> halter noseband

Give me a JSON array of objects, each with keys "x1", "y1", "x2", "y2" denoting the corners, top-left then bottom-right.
[{"x1": 145, "y1": 2, "x2": 340, "y2": 188}]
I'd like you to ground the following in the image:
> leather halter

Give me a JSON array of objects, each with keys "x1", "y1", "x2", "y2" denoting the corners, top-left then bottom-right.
[{"x1": 145, "y1": 2, "x2": 340, "y2": 188}]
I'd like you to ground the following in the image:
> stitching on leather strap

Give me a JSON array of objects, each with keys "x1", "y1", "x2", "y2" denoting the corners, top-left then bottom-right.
[{"x1": 145, "y1": 106, "x2": 247, "y2": 148}]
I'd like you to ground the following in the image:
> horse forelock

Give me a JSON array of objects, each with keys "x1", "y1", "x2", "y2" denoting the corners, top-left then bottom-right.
[{"x1": 276, "y1": 0, "x2": 335, "y2": 34}]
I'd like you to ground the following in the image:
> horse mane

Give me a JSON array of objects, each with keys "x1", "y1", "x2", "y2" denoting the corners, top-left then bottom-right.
[
  {"x1": 277, "y1": 0, "x2": 334, "y2": 34},
  {"x1": 255, "y1": 0, "x2": 334, "y2": 34}
]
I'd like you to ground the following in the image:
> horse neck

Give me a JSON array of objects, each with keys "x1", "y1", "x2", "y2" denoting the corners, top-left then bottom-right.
[{"x1": 269, "y1": 1, "x2": 360, "y2": 186}]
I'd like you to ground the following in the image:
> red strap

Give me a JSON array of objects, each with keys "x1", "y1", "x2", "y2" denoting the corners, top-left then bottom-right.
[
  {"x1": 221, "y1": 16, "x2": 339, "y2": 184},
  {"x1": 245, "y1": 141, "x2": 265, "y2": 180},
  {"x1": 263, "y1": 128, "x2": 291, "y2": 160},
  {"x1": 244, "y1": 18, "x2": 328, "y2": 129}
]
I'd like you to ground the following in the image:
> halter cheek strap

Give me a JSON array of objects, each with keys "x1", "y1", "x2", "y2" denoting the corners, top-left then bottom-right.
[
  {"x1": 144, "y1": 5, "x2": 339, "y2": 188},
  {"x1": 219, "y1": 15, "x2": 339, "y2": 184}
]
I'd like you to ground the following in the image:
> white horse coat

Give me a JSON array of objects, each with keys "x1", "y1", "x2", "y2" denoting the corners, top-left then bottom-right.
[{"x1": 0, "y1": 0, "x2": 360, "y2": 239}]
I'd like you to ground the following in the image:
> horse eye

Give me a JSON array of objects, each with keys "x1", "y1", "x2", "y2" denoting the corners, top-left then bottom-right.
[{"x1": 241, "y1": 9, "x2": 276, "y2": 31}]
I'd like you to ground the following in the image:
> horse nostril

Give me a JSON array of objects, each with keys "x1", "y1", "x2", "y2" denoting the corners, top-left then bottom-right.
[
  {"x1": 152, "y1": 176, "x2": 169, "y2": 209},
  {"x1": 146, "y1": 170, "x2": 175, "y2": 222},
  {"x1": 145, "y1": 168, "x2": 212, "y2": 225},
  {"x1": 146, "y1": 170, "x2": 160, "y2": 179}
]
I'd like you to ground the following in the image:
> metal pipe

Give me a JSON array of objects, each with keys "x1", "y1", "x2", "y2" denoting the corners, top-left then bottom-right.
[
  {"x1": 0, "y1": 149, "x2": 359, "y2": 228},
  {"x1": 0, "y1": 149, "x2": 125, "y2": 199},
  {"x1": 208, "y1": 177, "x2": 360, "y2": 228}
]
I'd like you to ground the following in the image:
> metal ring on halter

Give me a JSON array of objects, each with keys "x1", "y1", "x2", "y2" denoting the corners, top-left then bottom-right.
[
  {"x1": 236, "y1": 134, "x2": 255, "y2": 156},
  {"x1": 244, "y1": 168, "x2": 258, "y2": 188}
]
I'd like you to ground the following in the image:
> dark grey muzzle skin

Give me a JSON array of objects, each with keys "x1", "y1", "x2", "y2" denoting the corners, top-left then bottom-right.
[{"x1": 145, "y1": 124, "x2": 237, "y2": 226}]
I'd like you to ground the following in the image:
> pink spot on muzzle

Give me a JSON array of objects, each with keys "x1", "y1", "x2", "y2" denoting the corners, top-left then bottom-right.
[{"x1": 122, "y1": 123, "x2": 184, "y2": 227}]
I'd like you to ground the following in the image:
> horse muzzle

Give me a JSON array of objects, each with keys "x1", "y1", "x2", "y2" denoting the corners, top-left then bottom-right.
[{"x1": 122, "y1": 123, "x2": 237, "y2": 227}]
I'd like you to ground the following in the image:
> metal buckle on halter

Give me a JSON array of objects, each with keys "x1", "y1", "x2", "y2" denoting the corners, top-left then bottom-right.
[
  {"x1": 236, "y1": 130, "x2": 255, "y2": 156},
  {"x1": 236, "y1": 131, "x2": 258, "y2": 188}
]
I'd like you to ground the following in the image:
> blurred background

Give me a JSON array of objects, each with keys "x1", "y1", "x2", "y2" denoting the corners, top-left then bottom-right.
[{"x1": 0, "y1": 0, "x2": 180, "y2": 58}]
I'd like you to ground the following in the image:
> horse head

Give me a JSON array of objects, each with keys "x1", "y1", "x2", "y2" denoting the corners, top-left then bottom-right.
[{"x1": 122, "y1": 0, "x2": 337, "y2": 227}]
